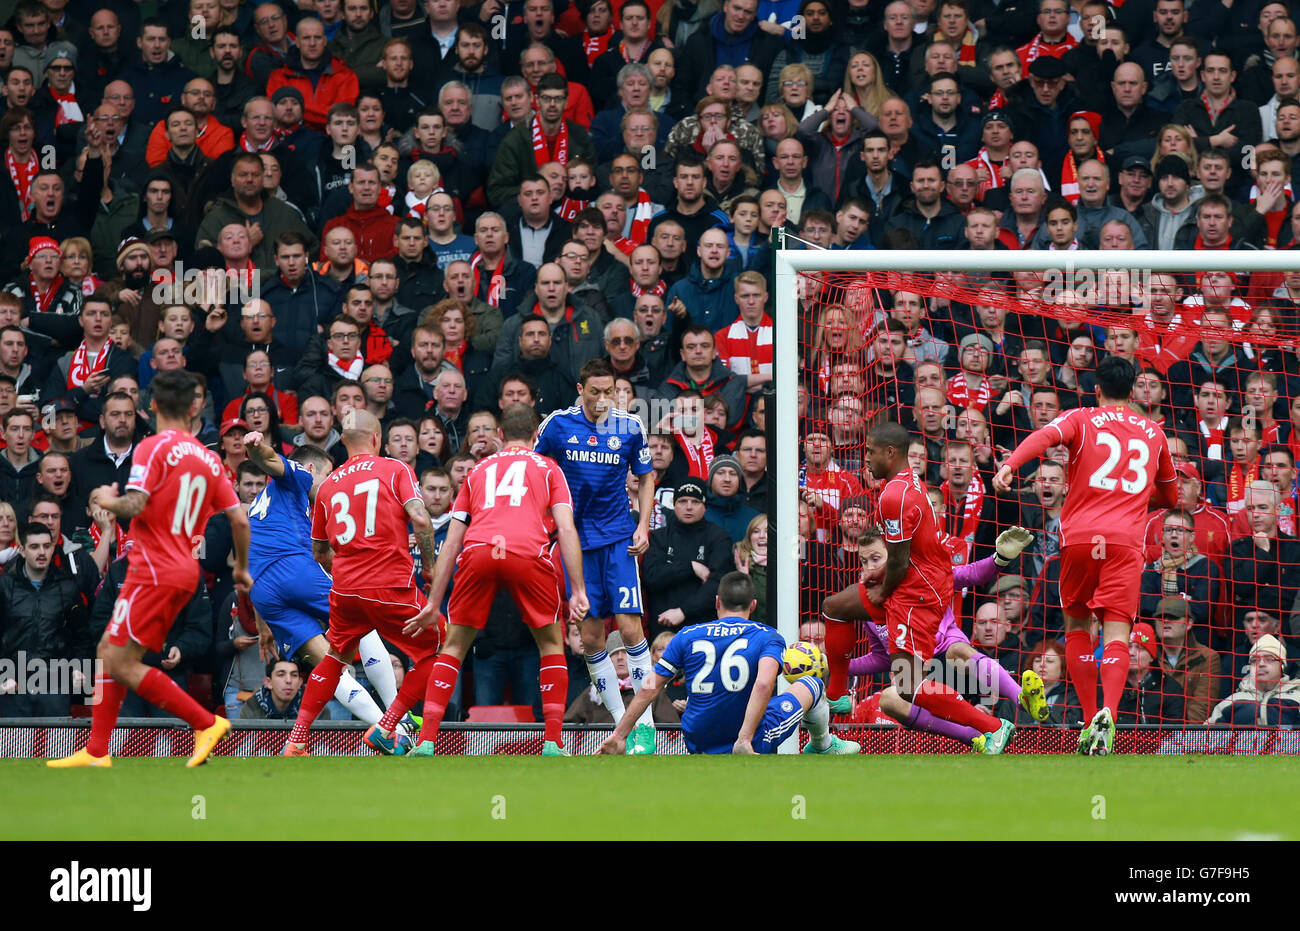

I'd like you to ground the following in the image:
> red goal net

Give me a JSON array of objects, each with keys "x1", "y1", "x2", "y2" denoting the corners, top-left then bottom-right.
[{"x1": 795, "y1": 265, "x2": 1300, "y2": 731}]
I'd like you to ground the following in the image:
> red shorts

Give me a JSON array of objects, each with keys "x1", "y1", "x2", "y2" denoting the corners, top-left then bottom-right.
[
  {"x1": 1058, "y1": 542, "x2": 1143, "y2": 623},
  {"x1": 882, "y1": 600, "x2": 941, "y2": 661},
  {"x1": 447, "y1": 545, "x2": 562, "y2": 630},
  {"x1": 107, "y1": 581, "x2": 194, "y2": 652},
  {"x1": 327, "y1": 587, "x2": 442, "y2": 661}
]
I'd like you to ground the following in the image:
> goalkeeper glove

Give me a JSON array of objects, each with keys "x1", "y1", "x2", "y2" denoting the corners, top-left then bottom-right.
[{"x1": 994, "y1": 526, "x2": 1034, "y2": 567}]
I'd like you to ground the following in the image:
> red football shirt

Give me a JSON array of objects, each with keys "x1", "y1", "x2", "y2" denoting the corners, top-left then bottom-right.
[
  {"x1": 311, "y1": 454, "x2": 420, "y2": 592},
  {"x1": 1005, "y1": 406, "x2": 1178, "y2": 550},
  {"x1": 451, "y1": 447, "x2": 573, "y2": 558},
  {"x1": 876, "y1": 468, "x2": 954, "y2": 608},
  {"x1": 125, "y1": 429, "x2": 240, "y2": 587}
]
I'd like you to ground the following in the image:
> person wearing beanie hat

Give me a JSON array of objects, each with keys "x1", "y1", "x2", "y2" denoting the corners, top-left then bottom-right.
[
  {"x1": 705, "y1": 453, "x2": 760, "y2": 543},
  {"x1": 1059, "y1": 111, "x2": 1103, "y2": 204},
  {"x1": 1208, "y1": 633, "x2": 1300, "y2": 725},
  {"x1": 1117, "y1": 620, "x2": 1185, "y2": 725},
  {"x1": 8, "y1": 234, "x2": 79, "y2": 324},
  {"x1": 1138, "y1": 153, "x2": 1200, "y2": 251}
]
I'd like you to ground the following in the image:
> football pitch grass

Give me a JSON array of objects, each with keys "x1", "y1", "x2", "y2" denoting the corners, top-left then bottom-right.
[{"x1": 4, "y1": 754, "x2": 1296, "y2": 840}]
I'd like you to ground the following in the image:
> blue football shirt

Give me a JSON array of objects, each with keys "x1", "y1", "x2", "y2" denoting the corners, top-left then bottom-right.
[
  {"x1": 247, "y1": 455, "x2": 315, "y2": 572},
  {"x1": 535, "y1": 405, "x2": 653, "y2": 550},
  {"x1": 655, "y1": 618, "x2": 787, "y2": 754}
]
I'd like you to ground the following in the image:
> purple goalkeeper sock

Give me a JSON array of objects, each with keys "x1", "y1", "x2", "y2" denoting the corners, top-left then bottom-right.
[
  {"x1": 906, "y1": 704, "x2": 982, "y2": 744},
  {"x1": 970, "y1": 653, "x2": 1020, "y2": 704}
]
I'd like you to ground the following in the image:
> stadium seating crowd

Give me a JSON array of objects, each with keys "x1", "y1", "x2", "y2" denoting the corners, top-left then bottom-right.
[{"x1": 0, "y1": 0, "x2": 1298, "y2": 728}]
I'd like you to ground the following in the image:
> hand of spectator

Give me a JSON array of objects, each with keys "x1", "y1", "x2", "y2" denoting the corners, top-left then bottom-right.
[
  {"x1": 597, "y1": 732, "x2": 626, "y2": 754},
  {"x1": 204, "y1": 305, "x2": 228, "y2": 333},
  {"x1": 162, "y1": 646, "x2": 181, "y2": 670},
  {"x1": 672, "y1": 698, "x2": 687, "y2": 713},
  {"x1": 994, "y1": 444, "x2": 1013, "y2": 468},
  {"x1": 732, "y1": 737, "x2": 756, "y2": 753},
  {"x1": 801, "y1": 486, "x2": 822, "y2": 509},
  {"x1": 691, "y1": 560, "x2": 710, "y2": 581},
  {"x1": 668, "y1": 297, "x2": 688, "y2": 319},
  {"x1": 83, "y1": 371, "x2": 110, "y2": 394},
  {"x1": 734, "y1": 547, "x2": 750, "y2": 575},
  {"x1": 71, "y1": 668, "x2": 86, "y2": 693},
  {"x1": 234, "y1": 634, "x2": 257, "y2": 651},
  {"x1": 15, "y1": 397, "x2": 40, "y2": 420},
  {"x1": 258, "y1": 627, "x2": 279, "y2": 663},
  {"x1": 658, "y1": 607, "x2": 686, "y2": 628},
  {"x1": 1208, "y1": 124, "x2": 1237, "y2": 148},
  {"x1": 992, "y1": 464, "x2": 1016, "y2": 493},
  {"x1": 1255, "y1": 176, "x2": 1286, "y2": 213},
  {"x1": 90, "y1": 505, "x2": 115, "y2": 531},
  {"x1": 998, "y1": 161, "x2": 1013, "y2": 181},
  {"x1": 117, "y1": 288, "x2": 141, "y2": 307},
  {"x1": 995, "y1": 389, "x2": 1023, "y2": 415},
  {"x1": 246, "y1": 221, "x2": 264, "y2": 248},
  {"x1": 1254, "y1": 532, "x2": 1273, "y2": 553},
  {"x1": 757, "y1": 18, "x2": 785, "y2": 34},
  {"x1": 478, "y1": 0, "x2": 501, "y2": 20}
]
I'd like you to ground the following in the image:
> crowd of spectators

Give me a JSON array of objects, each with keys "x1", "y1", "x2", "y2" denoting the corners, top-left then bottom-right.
[{"x1": 0, "y1": 0, "x2": 1298, "y2": 729}]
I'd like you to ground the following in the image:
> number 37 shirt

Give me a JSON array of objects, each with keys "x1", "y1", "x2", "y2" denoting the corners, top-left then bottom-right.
[
  {"x1": 311, "y1": 454, "x2": 421, "y2": 592},
  {"x1": 1004, "y1": 405, "x2": 1177, "y2": 551}
]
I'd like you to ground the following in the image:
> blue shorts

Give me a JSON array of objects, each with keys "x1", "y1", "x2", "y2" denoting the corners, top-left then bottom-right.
[
  {"x1": 559, "y1": 539, "x2": 643, "y2": 619},
  {"x1": 685, "y1": 677, "x2": 824, "y2": 754},
  {"x1": 249, "y1": 557, "x2": 332, "y2": 660}
]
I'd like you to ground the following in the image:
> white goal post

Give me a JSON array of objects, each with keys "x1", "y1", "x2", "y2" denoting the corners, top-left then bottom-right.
[{"x1": 770, "y1": 246, "x2": 1300, "y2": 751}]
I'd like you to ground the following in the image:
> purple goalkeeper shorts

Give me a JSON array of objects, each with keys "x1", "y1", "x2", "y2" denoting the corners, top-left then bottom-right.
[{"x1": 934, "y1": 611, "x2": 969, "y2": 656}]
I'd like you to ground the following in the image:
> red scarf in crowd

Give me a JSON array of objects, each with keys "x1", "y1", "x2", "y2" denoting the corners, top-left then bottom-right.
[
  {"x1": 630, "y1": 279, "x2": 665, "y2": 298},
  {"x1": 78, "y1": 274, "x2": 104, "y2": 296},
  {"x1": 1193, "y1": 234, "x2": 1233, "y2": 250},
  {"x1": 379, "y1": 183, "x2": 395, "y2": 213},
  {"x1": 471, "y1": 251, "x2": 506, "y2": 306},
  {"x1": 942, "y1": 472, "x2": 985, "y2": 542},
  {"x1": 987, "y1": 89, "x2": 1008, "y2": 110},
  {"x1": 49, "y1": 87, "x2": 83, "y2": 128},
  {"x1": 556, "y1": 196, "x2": 589, "y2": 221},
  {"x1": 1201, "y1": 87, "x2": 1236, "y2": 124},
  {"x1": 327, "y1": 352, "x2": 364, "y2": 380},
  {"x1": 1200, "y1": 419, "x2": 1225, "y2": 460},
  {"x1": 445, "y1": 338, "x2": 467, "y2": 372},
  {"x1": 67, "y1": 337, "x2": 112, "y2": 389},
  {"x1": 29, "y1": 273, "x2": 65, "y2": 314},
  {"x1": 1227, "y1": 459, "x2": 1261, "y2": 506},
  {"x1": 676, "y1": 429, "x2": 715, "y2": 481},
  {"x1": 1059, "y1": 146, "x2": 1103, "y2": 204},
  {"x1": 1018, "y1": 32, "x2": 1079, "y2": 69},
  {"x1": 582, "y1": 29, "x2": 613, "y2": 65},
  {"x1": 531, "y1": 115, "x2": 569, "y2": 168},
  {"x1": 627, "y1": 188, "x2": 655, "y2": 244},
  {"x1": 239, "y1": 130, "x2": 283, "y2": 152},
  {"x1": 946, "y1": 374, "x2": 992, "y2": 412},
  {"x1": 6, "y1": 149, "x2": 37, "y2": 221}
]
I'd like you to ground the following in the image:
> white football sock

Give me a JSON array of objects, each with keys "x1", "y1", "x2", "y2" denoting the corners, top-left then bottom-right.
[
  {"x1": 358, "y1": 630, "x2": 397, "y2": 708},
  {"x1": 805, "y1": 689, "x2": 832, "y2": 751},
  {"x1": 624, "y1": 635, "x2": 656, "y2": 729},
  {"x1": 335, "y1": 668, "x2": 383, "y2": 725},
  {"x1": 585, "y1": 649, "x2": 625, "y2": 726}
]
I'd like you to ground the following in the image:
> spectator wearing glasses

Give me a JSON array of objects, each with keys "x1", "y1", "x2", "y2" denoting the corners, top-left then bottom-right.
[
  {"x1": 293, "y1": 312, "x2": 365, "y2": 402},
  {"x1": 1140, "y1": 507, "x2": 1222, "y2": 652}
]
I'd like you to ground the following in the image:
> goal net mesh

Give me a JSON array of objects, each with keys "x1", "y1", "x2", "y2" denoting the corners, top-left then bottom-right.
[{"x1": 795, "y1": 266, "x2": 1299, "y2": 731}]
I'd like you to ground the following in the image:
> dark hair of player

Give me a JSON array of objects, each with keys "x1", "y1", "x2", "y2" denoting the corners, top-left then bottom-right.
[
  {"x1": 500, "y1": 403, "x2": 539, "y2": 441},
  {"x1": 149, "y1": 369, "x2": 200, "y2": 419},
  {"x1": 579, "y1": 358, "x2": 615, "y2": 385},
  {"x1": 290, "y1": 444, "x2": 333, "y2": 473},
  {"x1": 716, "y1": 570, "x2": 756, "y2": 612},
  {"x1": 1093, "y1": 354, "x2": 1136, "y2": 402},
  {"x1": 870, "y1": 420, "x2": 911, "y2": 453}
]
